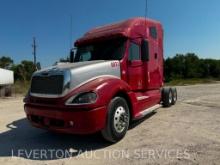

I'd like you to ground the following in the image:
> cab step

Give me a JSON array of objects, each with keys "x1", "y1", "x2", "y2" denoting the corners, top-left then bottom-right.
[{"x1": 135, "y1": 104, "x2": 161, "y2": 119}]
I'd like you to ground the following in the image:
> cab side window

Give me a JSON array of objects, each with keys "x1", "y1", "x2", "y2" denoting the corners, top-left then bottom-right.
[
  {"x1": 79, "y1": 51, "x2": 91, "y2": 61},
  {"x1": 149, "y1": 26, "x2": 157, "y2": 39},
  {"x1": 128, "y1": 42, "x2": 140, "y2": 61}
]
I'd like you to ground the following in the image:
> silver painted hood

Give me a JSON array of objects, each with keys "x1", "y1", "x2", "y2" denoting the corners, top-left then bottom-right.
[{"x1": 31, "y1": 60, "x2": 121, "y2": 97}]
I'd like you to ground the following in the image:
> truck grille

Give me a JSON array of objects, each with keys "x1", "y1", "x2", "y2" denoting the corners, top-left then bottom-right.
[{"x1": 31, "y1": 75, "x2": 64, "y2": 95}]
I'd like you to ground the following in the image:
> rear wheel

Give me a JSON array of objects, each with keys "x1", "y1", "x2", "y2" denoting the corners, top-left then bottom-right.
[
  {"x1": 171, "y1": 87, "x2": 177, "y2": 105},
  {"x1": 162, "y1": 87, "x2": 172, "y2": 107},
  {"x1": 101, "y1": 97, "x2": 130, "y2": 143}
]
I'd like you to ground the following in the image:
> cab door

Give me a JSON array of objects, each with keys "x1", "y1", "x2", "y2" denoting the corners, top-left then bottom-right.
[
  {"x1": 127, "y1": 41, "x2": 145, "y2": 91},
  {"x1": 147, "y1": 26, "x2": 162, "y2": 89}
]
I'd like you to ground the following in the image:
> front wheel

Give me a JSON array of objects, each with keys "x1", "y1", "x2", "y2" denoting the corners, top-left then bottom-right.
[{"x1": 101, "y1": 97, "x2": 130, "y2": 143}]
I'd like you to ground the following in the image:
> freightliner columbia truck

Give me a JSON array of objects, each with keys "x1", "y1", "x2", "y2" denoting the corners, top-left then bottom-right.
[{"x1": 24, "y1": 17, "x2": 177, "y2": 142}]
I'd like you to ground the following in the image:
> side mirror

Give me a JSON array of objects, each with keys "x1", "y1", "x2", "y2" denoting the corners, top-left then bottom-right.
[
  {"x1": 70, "y1": 48, "x2": 75, "y2": 63},
  {"x1": 36, "y1": 62, "x2": 41, "y2": 70},
  {"x1": 141, "y1": 39, "x2": 149, "y2": 61}
]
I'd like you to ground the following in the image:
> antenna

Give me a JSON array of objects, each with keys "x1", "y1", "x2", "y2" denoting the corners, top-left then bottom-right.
[
  {"x1": 144, "y1": 0, "x2": 148, "y2": 36},
  {"x1": 145, "y1": 0, "x2": 148, "y2": 19},
  {"x1": 32, "y1": 37, "x2": 37, "y2": 67}
]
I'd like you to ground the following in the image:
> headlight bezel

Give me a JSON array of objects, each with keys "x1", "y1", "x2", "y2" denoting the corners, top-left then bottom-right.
[{"x1": 65, "y1": 91, "x2": 98, "y2": 105}]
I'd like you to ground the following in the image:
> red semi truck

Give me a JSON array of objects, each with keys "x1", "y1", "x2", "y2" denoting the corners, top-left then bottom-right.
[{"x1": 24, "y1": 17, "x2": 177, "y2": 142}]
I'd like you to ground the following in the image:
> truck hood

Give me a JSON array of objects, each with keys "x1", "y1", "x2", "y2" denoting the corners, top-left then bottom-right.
[{"x1": 31, "y1": 60, "x2": 121, "y2": 97}]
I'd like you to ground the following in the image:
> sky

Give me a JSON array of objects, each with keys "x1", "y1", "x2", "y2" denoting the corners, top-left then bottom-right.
[{"x1": 0, "y1": 0, "x2": 220, "y2": 67}]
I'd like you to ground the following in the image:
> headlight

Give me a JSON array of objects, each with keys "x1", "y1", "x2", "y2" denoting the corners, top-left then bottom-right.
[{"x1": 66, "y1": 92, "x2": 97, "y2": 105}]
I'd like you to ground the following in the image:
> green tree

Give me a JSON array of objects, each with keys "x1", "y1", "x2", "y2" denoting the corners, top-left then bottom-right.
[
  {"x1": 184, "y1": 53, "x2": 201, "y2": 78},
  {"x1": 11, "y1": 60, "x2": 36, "y2": 81},
  {"x1": 164, "y1": 54, "x2": 186, "y2": 81},
  {"x1": 0, "y1": 56, "x2": 13, "y2": 68},
  {"x1": 164, "y1": 53, "x2": 220, "y2": 81}
]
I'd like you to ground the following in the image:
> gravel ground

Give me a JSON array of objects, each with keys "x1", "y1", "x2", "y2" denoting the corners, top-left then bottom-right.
[{"x1": 0, "y1": 83, "x2": 220, "y2": 165}]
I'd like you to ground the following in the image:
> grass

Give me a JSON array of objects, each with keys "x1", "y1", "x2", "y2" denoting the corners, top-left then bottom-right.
[{"x1": 165, "y1": 78, "x2": 220, "y2": 86}]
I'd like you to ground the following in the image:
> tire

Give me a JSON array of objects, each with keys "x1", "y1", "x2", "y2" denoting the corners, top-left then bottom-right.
[
  {"x1": 101, "y1": 97, "x2": 130, "y2": 143},
  {"x1": 171, "y1": 87, "x2": 177, "y2": 105},
  {"x1": 162, "y1": 87, "x2": 172, "y2": 107}
]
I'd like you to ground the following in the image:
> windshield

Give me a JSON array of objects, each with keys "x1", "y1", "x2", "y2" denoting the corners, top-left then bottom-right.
[{"x1": 74, "y1": 38, "x2": 126, "y2": 62}]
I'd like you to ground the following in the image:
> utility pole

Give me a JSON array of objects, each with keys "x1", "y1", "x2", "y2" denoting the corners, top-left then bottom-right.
[
  {"x1": 32, "y1": 37, "x2": 37, "y2": 67},
  {"x1": 70, "y1": 15, "x2": 73, "y2": 49}
]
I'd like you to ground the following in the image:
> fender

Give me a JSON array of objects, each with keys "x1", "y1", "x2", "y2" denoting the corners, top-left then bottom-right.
[{"x1": 63, "y1": 76, "x2": 138, "y2": 117}]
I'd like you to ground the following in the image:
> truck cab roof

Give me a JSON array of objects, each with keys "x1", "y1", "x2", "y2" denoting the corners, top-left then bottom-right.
[{"x1": 75, "y1": 17, "x2": 162, "y2": 46}]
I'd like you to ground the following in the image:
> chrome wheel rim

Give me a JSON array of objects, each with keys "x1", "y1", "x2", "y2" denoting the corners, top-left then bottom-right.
[{"x1": 113, "y1": 106, "x2": 129, "y2": 133}]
